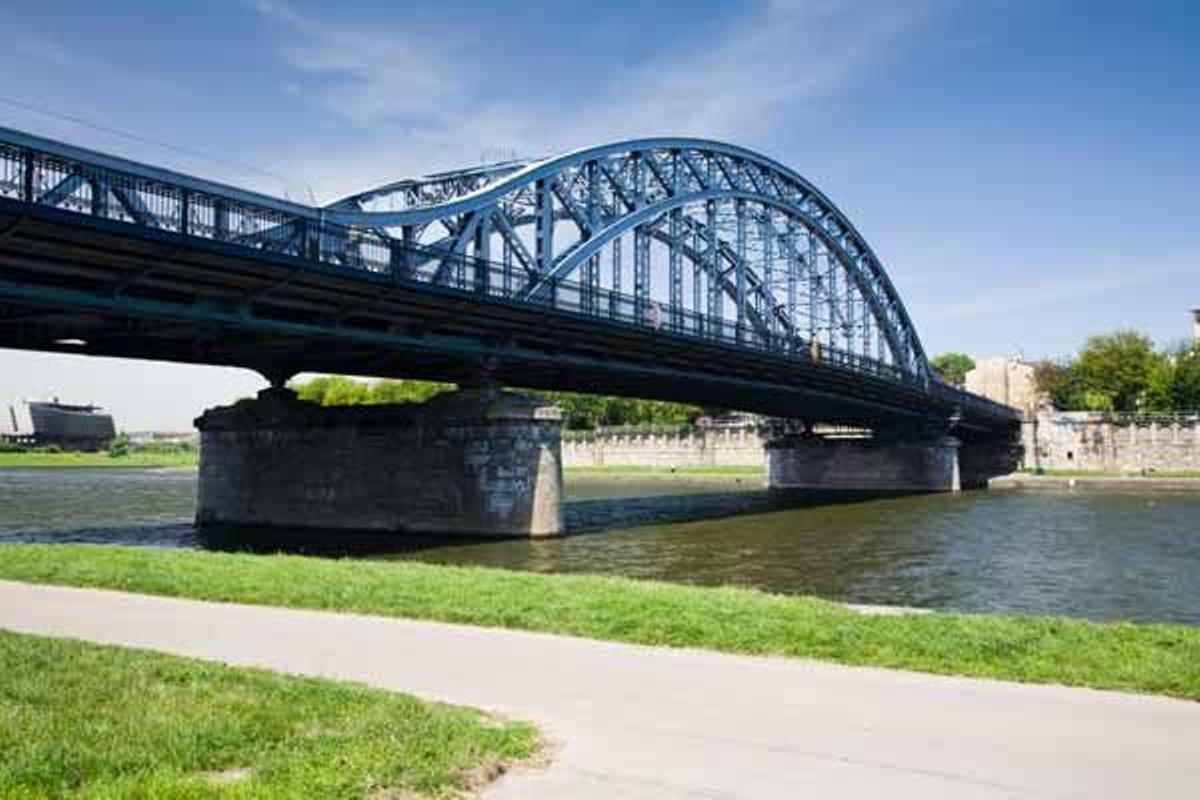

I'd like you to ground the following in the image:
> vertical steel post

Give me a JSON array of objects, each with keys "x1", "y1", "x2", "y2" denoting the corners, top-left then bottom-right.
[
  {"x1": 502, "y1": 237, "x2": 514, "y2": 297},
  {"x1": 610, "y1": 236, "x2": 622, "y2": 319},
  {"x1": 634, "y1": 225, "x2": 650, "y2": 325},
  {"x1": 180, "y1": 190, "x2": 190, "y2": 236},
  {"x1": 807, "y1": 231, "x2": 819, "y2": 346},
  {"x1": 762, "y1": 211, "x2": 775, "y2": 345},
  {"x1": 692, "y1": 227, "x2": 703, "y2": 335},
  {"x1": 535, "y1": 178, "x2": 553, "y2": 274},
  {"x1": 22, "y1": 149, "x2": 34, "y2": 203},
  {"x1": 669, "y1": 209, "x2": 682, "y2": 331},
  {"x1": 735, "y1": 199, "x2": 747, "y2": 343},
  {"x1": 473, "y1": 215, "x2": 491, "y2": 295},
  {"x1": 706, "y1": 199, "x2": 720, "y2": 335},
  {"x1": 826, "y1": 238, "x2": 837, "y2": 352},
  {"x1": 786, "y1": 219, "x2": 798, "y2": 351}
]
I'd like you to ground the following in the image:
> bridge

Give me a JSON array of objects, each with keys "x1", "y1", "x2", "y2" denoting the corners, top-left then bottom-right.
[{"x1": 0, "y1": 127, "x2": 1021, "y2": 537}]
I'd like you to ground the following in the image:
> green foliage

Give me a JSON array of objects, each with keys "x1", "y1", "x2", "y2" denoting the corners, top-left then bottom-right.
[
  {"x1": 535, "y1": 391, "x2": 701, "y2": 430},
  {"x1": 0, "y1": 440, "x2": 24, "y2": 453},
  {"x1": 107, "y1": 433, "x2": 130, "y2": 458},
  {"x1": 1033, "y1": 358, "x2": 1084, "y2": 410},
  {"x1": 1074, "y1": 330, "x2": 1161, "y2": 412},
  {"x1": 1170, "y1": 346, "x2": 1200, "y2": 410},
  {"x1": 929, "y1": 352, "x2": 975, "y2": 386},
  {"x1": 288, "y1": 375, "x2": 702, "y2": 430},
  {"x1": 0, "y1": 629, "x2": 537, "y2": 798},
  {"x1": 1033, "y1": 331, "x2": 1199, "y2": 413},
  {"x1": 3, "y1": 545, "x2": 1200, "y2": 701},
  {"x1": 290, "y1": 376, "x2": 450, "y2": 407},
  {"x1": 1143, "y1": 356, "x2": 1177, "y2": 412}
]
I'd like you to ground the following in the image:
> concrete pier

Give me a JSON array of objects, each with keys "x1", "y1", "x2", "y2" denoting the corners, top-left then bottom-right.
[
  {"x1": 766, "y1": 434, "x2": 963, "y2": 493},
  {"x1": 195, "y1": 387, "x2": 563, "y2": 537}
]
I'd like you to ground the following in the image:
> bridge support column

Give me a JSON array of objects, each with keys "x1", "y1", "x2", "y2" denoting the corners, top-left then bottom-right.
[
  {"x1": 766, "y1": 425, "x2": 1024, "y2": 493},
  {"x1": 195, "y1": 386, "x2": 563, "y2": 537},
  {"x1": 766, "y1": 433, "x2": 963, "y2": 493}
]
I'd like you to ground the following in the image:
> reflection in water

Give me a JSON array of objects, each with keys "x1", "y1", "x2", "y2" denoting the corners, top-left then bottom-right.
[{"x1": 2, "y1": 469, "x2": 1200, "y2": 625}]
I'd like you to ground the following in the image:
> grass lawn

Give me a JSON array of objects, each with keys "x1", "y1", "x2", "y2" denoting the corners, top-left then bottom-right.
[
  {"x1": 1, "y1": 545, "x2": 1198, "y2": 702},
  {"x1": 0, "y1": 451, "x2": 198, "y2": 469},
  {"x1": 0, "y1": 629, "x2": 537, "y2": 798}
]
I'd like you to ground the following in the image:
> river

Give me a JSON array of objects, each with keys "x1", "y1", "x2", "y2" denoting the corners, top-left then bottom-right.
[{"x1": 1, "y1": 468, "x2": 1198, "y2": 625}]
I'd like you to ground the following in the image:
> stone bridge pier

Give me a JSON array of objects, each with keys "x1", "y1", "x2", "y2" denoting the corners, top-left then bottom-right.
[
  {"x1": 195, "y1": 386, "x2": 564, "y2": 538},
  {"x1": 766, "y1": 424, "x2": 1022, "y2": 494}
]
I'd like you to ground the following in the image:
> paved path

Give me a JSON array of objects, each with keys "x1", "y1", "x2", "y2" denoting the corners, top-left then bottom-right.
[{"x1": 1, "y1": 580, "x2": 1198, "y2": 799}]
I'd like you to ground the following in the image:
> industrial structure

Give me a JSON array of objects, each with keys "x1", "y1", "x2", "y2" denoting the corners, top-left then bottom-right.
[
  {"x1": 0, "y1": 399, "x2": 115, "y2": 450},
  {"x1": 0, "y1": 127, "x2": 1021, "y2": 535}
]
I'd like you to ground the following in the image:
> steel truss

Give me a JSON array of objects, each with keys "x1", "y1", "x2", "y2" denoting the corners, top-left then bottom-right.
[{"x1": 0, "y1": 129, "x2": 953, "y2": 393}]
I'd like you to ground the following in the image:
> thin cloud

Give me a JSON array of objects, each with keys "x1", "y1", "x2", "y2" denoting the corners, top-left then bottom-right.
[
  {"x1": 250, "y1": 0, "x2": 938, "y2": 200},
  {"x1": 250, "y1": 0, "x2": 460, "y2": 125}
]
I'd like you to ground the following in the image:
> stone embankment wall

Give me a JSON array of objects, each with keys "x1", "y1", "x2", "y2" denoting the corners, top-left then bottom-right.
[
  {"x1": 1022, "y1": 412, "x2": 1200, "y2": 472},
  {"x1": 562, "y1": 425, "x2": 764, "y2": 468}
]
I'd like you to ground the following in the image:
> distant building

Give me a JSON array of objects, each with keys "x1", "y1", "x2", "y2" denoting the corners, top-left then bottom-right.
[
  {"x1": 0, "y1": 399, "x2": 116, "y2": 451},
  {"x1": 1192, "y1": 307, "x2": 1199, "y2": 347},
  {"x1": 964, "y1": 357, "x2": 1038, "y2": 417}
]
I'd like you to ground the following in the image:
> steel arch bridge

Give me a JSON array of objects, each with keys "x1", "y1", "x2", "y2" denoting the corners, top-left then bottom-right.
[
  {"x1": 0, "y1": 127, "x2": 1017, "y2": 431},
  {"x1": 325, "y1": 139, "x2": 929, "y2": 383}
]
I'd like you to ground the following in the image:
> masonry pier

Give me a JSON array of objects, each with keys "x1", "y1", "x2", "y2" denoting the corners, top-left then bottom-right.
[
  {"x1": 195, "y1": 387, "x2": 564, "y2": 537},
  {"x1": 766, "y1": 428, "x2": 1022, "y2": 493}
]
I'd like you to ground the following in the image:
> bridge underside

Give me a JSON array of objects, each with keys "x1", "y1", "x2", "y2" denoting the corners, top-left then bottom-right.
[{"x1": 0, "y1": 199, "x2": 1007, "y2": 436}]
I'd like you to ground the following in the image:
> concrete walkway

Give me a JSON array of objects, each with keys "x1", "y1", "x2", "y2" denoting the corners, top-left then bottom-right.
[{"x1": 1, "y1": 580, "x2": 1197, "y2": 799}]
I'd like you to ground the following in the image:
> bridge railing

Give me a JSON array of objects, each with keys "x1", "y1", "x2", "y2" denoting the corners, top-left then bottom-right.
[{"x1": 0, "y1": 133, "x2": 1017, "y2": 422}]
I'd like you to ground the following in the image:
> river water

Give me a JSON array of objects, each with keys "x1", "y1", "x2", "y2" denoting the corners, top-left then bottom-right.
[{"x1": 1, "y1": 468, "x2": 1198, "y2": 625}]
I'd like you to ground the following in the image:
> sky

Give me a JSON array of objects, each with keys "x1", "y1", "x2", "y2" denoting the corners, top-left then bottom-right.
[{"x1": 1, "y1": 0, "x2": 1198, "y2": 429}]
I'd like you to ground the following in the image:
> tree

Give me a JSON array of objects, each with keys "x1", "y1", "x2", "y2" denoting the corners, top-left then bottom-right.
[
  {"x1": 1074, "y1": 330, "x2": 1160, "y2": 412},
  {"x1": 1143, "y1": 356, "x2": 1176, "y2": 412},
  {"x1": 930, "y1": 352, "x2": 975, "y2": 387},
  {"x1": 290, "y1": 376, "x2": 447, "y2": 407},
  {"x1": 368, "y1": 379, "x2": 448, "y2": 405},
  {"x1": 1171, "y1": 346, "x2": 1200, "y2": 410},
  {"x1": 1032, "y1": 358, "x2": 1081, "y2": 410}
]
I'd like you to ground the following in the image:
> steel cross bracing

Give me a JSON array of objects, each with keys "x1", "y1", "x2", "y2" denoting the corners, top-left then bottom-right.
[
  {"x1": 321, "y1": 140, "x2": 930, "y2": 382},
  {"x1": 0, "y1": 127, "x2": 1017, "y2": 423}
]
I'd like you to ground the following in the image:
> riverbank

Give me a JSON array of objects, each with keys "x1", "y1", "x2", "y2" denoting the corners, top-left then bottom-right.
[
  {"x1": 994, "y1": 472, "x2": 1200, "y2": 491},
  {"x1": 1, "y1": 544, "x2": 1196, "y2": 701},
  {"x1": 7, "y1": 580, "x2": 1198, "y2": 799},
  {"x1": 0, "y1": 451, "x2": 197, "y2": 469},
  {"x1": 0, "y1": 628, "x2": 537, "y2": 798}
]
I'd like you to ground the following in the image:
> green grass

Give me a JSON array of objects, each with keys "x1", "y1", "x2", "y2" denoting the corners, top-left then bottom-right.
[
  {"x1": 564, "y1": 464, "x2": 763, "y2": 478},
  {"x1": 1, "y1": 545, "x2": 1198, "y2": 702},
  {"x1": 0, "y1": 451, "x2": 198, "y2": 469},
  {"x1": 0, "y1": 629, "x2": 537, "y2": 799}
]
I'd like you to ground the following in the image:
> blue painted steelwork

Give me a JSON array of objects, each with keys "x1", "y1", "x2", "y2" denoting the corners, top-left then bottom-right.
[{"x1": 0, "y1": 126, "x2": 1017, "y2": 424}]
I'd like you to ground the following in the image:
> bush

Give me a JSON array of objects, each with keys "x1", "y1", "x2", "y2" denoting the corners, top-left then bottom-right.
[{"x1": 107, "y1": 434, "x2": 130, "y2": 458}]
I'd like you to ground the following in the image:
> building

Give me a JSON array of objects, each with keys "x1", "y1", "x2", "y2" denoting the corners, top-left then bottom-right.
[
  {"x1": 0, "y1": 399, "x2": 116, "y2": 451},
  {"x1": 964, "y1": 357, "x2": 1039, "y2": 416},
  {"x1": 1192, "y1": 307, "x2": 1199, "y2": 346}
]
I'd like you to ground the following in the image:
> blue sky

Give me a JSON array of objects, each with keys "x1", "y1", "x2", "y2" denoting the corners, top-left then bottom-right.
[{"x1": 2, "y1": 0, "x2": 1198, "y2": 428}]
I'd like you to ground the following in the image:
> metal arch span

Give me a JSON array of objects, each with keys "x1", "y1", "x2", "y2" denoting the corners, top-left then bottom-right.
[
  {"x1": 326, "y1": 138, "x2": 931, "y2": 381},
  {"x1": 0, "y1": 125, "x2": 1017, "y2": 433}
]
